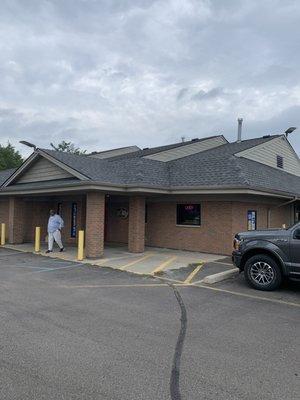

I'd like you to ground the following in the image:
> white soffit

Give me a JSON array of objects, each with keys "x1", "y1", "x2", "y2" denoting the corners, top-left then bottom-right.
[{"x1": 143, "y1": 136, "x2": 227, "y2": 162}]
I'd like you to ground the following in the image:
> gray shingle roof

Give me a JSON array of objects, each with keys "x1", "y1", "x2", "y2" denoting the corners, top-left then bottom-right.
[
  {"x1": 40, "y1": 149, "x2": 170, "y2": 186},
  {"x1": 167, "y1": 136, "x2": 282, "y2": 187},
  {"x1": 2, "y1": 134, "x2": 300, "y2": 197},
  {"x1": 0, "y1": 168, "x2": 17, "y2": 185}
]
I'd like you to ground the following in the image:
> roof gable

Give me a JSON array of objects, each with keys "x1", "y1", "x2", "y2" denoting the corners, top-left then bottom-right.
[
  {"x1": 3, "y1": 151, "x2": 89, "y2": 187},
  {"x1": 235, "y1": 136, "x2": 300, "y2": 177}
]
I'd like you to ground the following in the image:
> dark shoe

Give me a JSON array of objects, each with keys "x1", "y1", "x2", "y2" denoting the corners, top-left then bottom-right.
[
  {"x1": 59, "y1": 247, "x2": 64, "y2": 252},
  {"x1": 46, "y1": 250, "x2": 52, "y2": 254}
]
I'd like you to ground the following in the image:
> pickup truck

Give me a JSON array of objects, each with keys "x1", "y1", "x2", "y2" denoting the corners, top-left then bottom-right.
[{"x1": 232, "y1": 223, "x2": 300, "y2": 290}]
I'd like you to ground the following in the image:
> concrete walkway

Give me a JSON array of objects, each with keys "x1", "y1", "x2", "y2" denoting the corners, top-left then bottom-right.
[{"x1": 3, "y1": 242, "x2": 228, "y2": 276}]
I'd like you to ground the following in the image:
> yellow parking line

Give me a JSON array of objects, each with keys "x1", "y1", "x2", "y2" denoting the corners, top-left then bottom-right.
[
  {"x1": 60, "y1": 283, "x2": 170, "y2": 288},
  {"x1": 92, "y1": 258, "x2": 109, "y2": 265},
  {"x1": 118, "y1": 254, "x2": 153, "y2": 271},
  {"x1": 193, "y1": 283, "x2": 300, "y2": 308},
  {"x1": 151, "y1": 256, "x2": 178, "y2": 275},
  {"x1": 184, "y1": 263, "x2": 204, "y2": 284}
]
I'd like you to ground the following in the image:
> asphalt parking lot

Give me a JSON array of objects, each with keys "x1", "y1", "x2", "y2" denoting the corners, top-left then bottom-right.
[{"x1": 0, "y1": 248, "x2": 299, "y2": 400}]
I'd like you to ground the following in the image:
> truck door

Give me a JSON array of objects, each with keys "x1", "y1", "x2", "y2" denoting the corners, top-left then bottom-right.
[{"x1": 289, "y1": 227, "x2": 300, "y2": 275}]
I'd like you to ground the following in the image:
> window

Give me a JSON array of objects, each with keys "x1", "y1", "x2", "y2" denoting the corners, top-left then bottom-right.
[
  {"x1": 247, "y1": 210, "x2": 257, "y2": 231},
  {"x1": 277, "y1": 155, "x2": 283, "y2": 169},
  {"x1": 177, "y1": 204, "x2": 201, "y2": 226}
]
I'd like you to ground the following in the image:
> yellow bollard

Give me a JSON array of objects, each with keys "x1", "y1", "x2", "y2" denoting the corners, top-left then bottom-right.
[
  {"x1": 1, "y1": 223, "x2": 5, "y2": 246},
  {"x1": 77, "y1": 230, "x2": 85, "y2": 261},
  {"x1": 35, "y1": 227, "x2": 41, "y2": 252}
]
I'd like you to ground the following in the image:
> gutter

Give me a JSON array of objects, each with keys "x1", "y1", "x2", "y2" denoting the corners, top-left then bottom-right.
[{"x1": 0, "y1": 181, "x2": 298, "y2": 199}]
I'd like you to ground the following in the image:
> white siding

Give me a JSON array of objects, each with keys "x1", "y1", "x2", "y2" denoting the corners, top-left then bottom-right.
[
  {"x1": 16, "y1": 157, "x2": 74, "y2": 183},
  {"x1": 235, "y1": 136, "x2": 300, "y2": 176},
  {"x1": 144, "y1": 136, "x2": 227, "y2": 162}
]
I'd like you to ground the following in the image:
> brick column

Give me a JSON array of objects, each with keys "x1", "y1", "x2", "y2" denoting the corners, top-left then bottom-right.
[
  {"x1": 8, "y1": 197, "x2": 25, "y2": 244},
  {"x1": 85, "y1": 192, "x2": 105, "y2": 258},
  {"x1": 128, "y1": 196, "x2": 145, "y2": 253}
]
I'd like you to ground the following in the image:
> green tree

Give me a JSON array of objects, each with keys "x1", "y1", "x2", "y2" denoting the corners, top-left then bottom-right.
[
  {"x1": 0, "y1": 143, "x2": 23, "y2": 170},
  {"x1": 50, "y1": 141, "x2": 86, "y2": 155}
]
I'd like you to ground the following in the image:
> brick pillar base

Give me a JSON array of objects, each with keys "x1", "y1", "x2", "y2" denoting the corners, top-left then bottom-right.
[
  {"x1": 8, "y1": 197, "x2": 25, "y2": 244},
  {"x1": 85, "y1": 192, "x2": 105, "y2": 258},
  {"x1": 128, "y1": 196, "x2": 145, "y2": 253}
]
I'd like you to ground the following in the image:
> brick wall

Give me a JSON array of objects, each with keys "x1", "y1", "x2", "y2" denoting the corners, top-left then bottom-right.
[
  {"x1": 21, "y1": 196, "x2": 86, "y2": 245},
  {"x1": 8, "y1": 197, "x2": 27, "y2": 244},
  {"x1": 85, "y1": 192, "x2": 105, "y2": 258},
  {"x1": 23, "y1": 200, "x2": 54, "y2": 243},
  {"x1": 1, "y1": 193, "x2": 294, "y2": 255},
  {"x1": 145, "y1": 201, "x2": 233, "y2": 255},
  {"x1": 269, "y1": 205, "x2": 292, "y2": 228},
  {"x1": 128, "y1": 196, "x2": 145, "y2": 253},
  {"x1": 0, "y1": 199, "x2": 9, "y2": 239},
  {"x1": 105, "y1": 201, "x2": 129, "y2": 244},
  {"x1": 145, "y1": 200, "x2": 293, "y2": 255}
]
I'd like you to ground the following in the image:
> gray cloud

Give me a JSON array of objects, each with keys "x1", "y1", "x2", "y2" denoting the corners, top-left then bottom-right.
[
  {"x1": 192, "y1": 87, "x2": 225, "y2": 101},
  {"x1": 0, "y1": 0, "x2": 300, "y2": 156}
]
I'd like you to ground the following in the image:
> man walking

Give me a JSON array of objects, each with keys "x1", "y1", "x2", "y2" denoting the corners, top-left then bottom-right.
[{"x1": 46, "y1": 209, "x2": 64, "y2": 253}]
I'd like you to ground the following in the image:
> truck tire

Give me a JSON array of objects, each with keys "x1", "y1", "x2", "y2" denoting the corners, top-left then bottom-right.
[{"x1": 244, "y1": 254, "x2": 282, "y2": 291}]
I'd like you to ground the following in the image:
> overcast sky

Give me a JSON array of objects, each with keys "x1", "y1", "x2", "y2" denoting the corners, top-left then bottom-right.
[{"x1": 1, "y1": 0, "x2": 300, "y2": 157}]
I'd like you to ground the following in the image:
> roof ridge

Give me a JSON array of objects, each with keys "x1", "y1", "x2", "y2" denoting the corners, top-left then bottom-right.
[
  {"x1": 105, "y1": 135, "x2": 225, "y2": 161},
  {"x1": 144, "y1": 134, "x2": 223, "y2": 154},
  {"x1": 232, "y1": 134, "x2": 283, "y2": 153}
]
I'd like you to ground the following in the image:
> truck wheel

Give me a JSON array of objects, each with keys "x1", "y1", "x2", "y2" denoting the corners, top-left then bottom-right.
[{"x1": 244, "y1": 254, "x2": 282, "y2": 291}]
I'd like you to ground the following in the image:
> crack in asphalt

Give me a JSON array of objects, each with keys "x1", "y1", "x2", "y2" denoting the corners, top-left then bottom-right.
[{"x1": 168, "y1": 283, "x2": 188, "y2": 400}]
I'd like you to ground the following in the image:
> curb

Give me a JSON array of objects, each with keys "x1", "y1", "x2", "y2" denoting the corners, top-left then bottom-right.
[{"x1": 202, "y1": 268, "x2": 238, "y2": 284}]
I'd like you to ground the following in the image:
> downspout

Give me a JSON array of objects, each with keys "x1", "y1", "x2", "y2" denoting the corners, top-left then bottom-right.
[{"x1": 267, "y1": 196, "x2": 298, "y2": 228}]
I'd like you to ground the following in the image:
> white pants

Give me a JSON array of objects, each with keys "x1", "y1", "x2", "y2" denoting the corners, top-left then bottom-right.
[{"x1": 48, "y1": 230, "x2": 63, "y2": 251}]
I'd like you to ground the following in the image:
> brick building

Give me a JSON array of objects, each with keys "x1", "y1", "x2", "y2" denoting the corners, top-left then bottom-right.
[{"x1": 1, "y1": 134, "x2": 300, "y2": 257}]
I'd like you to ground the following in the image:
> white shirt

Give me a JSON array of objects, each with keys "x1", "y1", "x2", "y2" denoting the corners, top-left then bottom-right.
[{"x1": 47, "y1": 214, "x2": 64, "y2": 233}]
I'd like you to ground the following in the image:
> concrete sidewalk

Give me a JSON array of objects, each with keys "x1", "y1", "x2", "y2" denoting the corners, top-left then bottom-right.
[{"x1": 3, "y1": 242, "x2": 230, "y2": 279}]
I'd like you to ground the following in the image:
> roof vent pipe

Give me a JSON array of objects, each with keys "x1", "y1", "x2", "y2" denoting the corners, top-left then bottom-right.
[{"x1": 237, "y1": 118, "x2": 243, "y2": 142}]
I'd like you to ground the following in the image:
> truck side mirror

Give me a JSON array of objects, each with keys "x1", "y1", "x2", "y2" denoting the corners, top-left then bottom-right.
[{"x1": 293, "y1": 229, "x2": 300, "y2": 240}]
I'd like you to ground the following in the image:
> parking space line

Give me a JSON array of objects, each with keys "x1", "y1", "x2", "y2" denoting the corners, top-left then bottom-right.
[
  {"x1": 211, "y1": 261, "x2": 233, "y2": 266},
  {"x1": 95, "y1": 253, "x2": 153, "y2": 266},
  {"x1": 192, "y1": 283, "x2": 300, "y2": 308},
  {"x1": 118, "y1": 254, "x2": 153, "y2": 271},
  {"x1": 0, "y1": 264, "x2": 52, "y2": 270},
  {"x1": 184, "y1": 263, "x2": 204, "y2": 284},
  {"x1": 60, "y1": 283, "x2": 171, "y2": 288},
  {"x1": 151, "y1": 256, "x2": 178, "y2": 275},
  {"x1": 91, "y1": 258, "x2": 109, "y2": 265}
]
